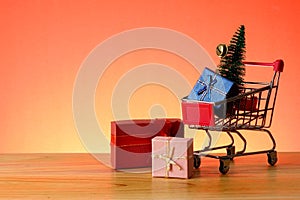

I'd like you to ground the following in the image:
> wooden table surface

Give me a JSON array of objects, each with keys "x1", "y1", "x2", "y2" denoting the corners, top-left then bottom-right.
[{"x1": 0, "y1": 153, "x2": 299, "y2": 199}]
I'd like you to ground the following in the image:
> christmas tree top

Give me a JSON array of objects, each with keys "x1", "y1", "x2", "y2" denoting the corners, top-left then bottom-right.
[{"x1": 217, "y1": 25, "x2": 246, "y2": 86}]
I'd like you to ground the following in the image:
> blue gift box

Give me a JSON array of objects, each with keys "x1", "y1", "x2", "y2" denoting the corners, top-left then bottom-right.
[{"x1": 187, "y1": 67, "x2": 238, "y2": 117}]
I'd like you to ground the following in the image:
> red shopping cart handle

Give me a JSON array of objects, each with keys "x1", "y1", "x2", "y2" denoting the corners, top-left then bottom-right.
[{"x1": 244, "y1": 59, "x2": 284, "y2": 72}]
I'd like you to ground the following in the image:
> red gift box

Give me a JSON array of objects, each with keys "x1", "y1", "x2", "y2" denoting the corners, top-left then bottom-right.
[
  {"x1": 111, "y1": 118, "x2": 184, "y2": 169},
  {"x1": 181, "y1": 100, "x2": 215, "y2": 127},
  {"x1": 238, "y1": 96, "x2": 258, "y2": 111}
]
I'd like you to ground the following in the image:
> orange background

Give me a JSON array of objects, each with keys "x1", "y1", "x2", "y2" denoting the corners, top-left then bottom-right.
[{"x1": 1, "y1": 0, "x2": 299, "y2": 153}]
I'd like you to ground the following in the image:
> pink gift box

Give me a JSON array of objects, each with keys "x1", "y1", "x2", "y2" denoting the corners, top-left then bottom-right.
[{"x1": 152, "y1": 136, "x2": 193, "y2": 179}]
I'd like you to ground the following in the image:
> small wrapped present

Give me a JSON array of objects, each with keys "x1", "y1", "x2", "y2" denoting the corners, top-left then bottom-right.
[
  {"x1": 152, "y1": 136, "x2": 193, "y2": 179},
  {"x1": 111, "y1": 118, "x2": 184, "y2": 169},
  {"x1": 181, "y1": 100, "x2": 215, "y2": 127},
  {"x1": 238, "y1": 96, "x2": 258, "y2": 111},
  {"x1": 187, "y1": 67, "x2": 239, "y2": 117}
]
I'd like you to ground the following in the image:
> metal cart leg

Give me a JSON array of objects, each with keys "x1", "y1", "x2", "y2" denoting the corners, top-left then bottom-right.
[
  {"x1": 201, "y1": 130, "x2": 235, "y2": 153},
  {"x1": 194, "y1": 130, "x2": 235, "y2": 155},
  {"x1": 229, "y1": 128, "x2": 278, "y2": 166},
  {"x1": 231, "y1": 130, "x2": 247, "y2": 155},
  {"x1": 193, "y1": 130, "x2": 235, "y2": 169},
  {"x1": 226, "y1": 145, "x2": 236, "y2": 160}
]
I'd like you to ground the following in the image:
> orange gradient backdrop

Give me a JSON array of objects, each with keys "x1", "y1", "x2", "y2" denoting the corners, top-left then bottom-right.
[{"x1": 1, "y1": 0, "x2": 299, "y2": 153}]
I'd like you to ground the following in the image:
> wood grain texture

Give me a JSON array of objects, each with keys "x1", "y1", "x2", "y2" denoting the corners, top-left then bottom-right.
[{"x1": 0, "y1": 153, "x2": 299, "y2": 199}]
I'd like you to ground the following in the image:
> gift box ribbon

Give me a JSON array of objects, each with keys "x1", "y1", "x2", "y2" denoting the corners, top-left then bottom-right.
[
  {"x1": 153, "y1": 139, "x2": 189, "y2": 177},
  {"x1": 198, "y1": 74, "x2": 218, "y2": 101}
]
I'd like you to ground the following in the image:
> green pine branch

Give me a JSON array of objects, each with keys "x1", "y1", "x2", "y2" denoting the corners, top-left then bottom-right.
[{"x1": 218, "y1": 25, "x2": 246, "y2": 86}]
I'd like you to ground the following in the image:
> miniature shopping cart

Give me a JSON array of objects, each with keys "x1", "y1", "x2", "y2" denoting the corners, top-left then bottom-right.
[{"x1": 181, "y1": 60, "x2": 284, "y2": 174}]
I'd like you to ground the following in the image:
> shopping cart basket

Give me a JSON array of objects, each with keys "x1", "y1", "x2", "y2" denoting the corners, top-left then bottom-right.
[{"x1": 181, "y1": 59, "x2": 284, "y2": 174}]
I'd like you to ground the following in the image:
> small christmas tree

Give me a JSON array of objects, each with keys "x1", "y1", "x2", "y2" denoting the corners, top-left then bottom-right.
[{"x1": 218, "y1": 25, "x2": 246, "y2": 86}]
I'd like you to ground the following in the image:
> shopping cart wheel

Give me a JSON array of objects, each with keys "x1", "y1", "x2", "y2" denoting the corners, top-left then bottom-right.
[
  {"x1": 226, "y1": 146, "x2": 235, "y2": 160},
  {"x1": 219, "y1": 159, "x2": 230, "y2": 174},
  {"x1": 267, "y1": 151, "x2": 278, "y2": 166},
  {"x1": 193, "y1": 155, "x2": 201, "y2": 169}
]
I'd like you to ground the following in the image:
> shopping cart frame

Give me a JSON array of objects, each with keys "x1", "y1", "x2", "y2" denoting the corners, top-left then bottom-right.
[{"x1": 181, "y1": 59, "x2": 284, "y2": 174}]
